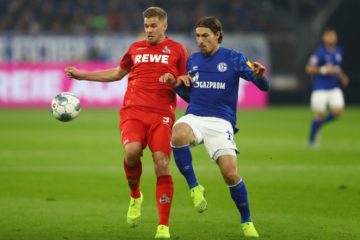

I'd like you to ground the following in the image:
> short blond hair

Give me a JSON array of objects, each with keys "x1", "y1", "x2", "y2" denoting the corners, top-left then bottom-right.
[{"x1": 142, "y1": 6, "x2": 167, "y2": 22}]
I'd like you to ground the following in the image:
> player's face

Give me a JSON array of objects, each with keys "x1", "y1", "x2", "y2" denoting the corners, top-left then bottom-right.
[
  {"x1": 195, "y1": 27, "x2": 220, "y2": 56},
  {"x1": 144, "y1": 17, "x2": 167, "y2": 45},
  {"x1": 322, "y1": 30, "x2": 337, "y2": 48}
]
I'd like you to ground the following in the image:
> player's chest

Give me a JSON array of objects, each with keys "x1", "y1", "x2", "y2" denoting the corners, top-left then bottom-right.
[
  {"x1": 130, "y1": 47, "x2": 178, "y2": 66},
  {"x1": 190, "y1": 60, "x2": 236, "y2": 83},
  {"x1": 322, "y1": 52, "x2": 342, "y2": 64}
]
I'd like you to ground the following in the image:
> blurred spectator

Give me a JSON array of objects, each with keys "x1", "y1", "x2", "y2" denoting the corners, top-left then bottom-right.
[{"x1": 0, "y1": 0, "x2": 285, "y2": 33}]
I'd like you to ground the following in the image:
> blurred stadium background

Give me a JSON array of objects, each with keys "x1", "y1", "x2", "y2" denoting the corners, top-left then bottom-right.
[{"x1": 1, "y1": 1, "x2": 359, "y2": 240}]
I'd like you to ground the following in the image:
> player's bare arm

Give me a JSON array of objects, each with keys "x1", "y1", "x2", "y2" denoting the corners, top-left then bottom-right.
[
  {"x1": 305, "y1": 64, "x2": 339, "y2": 76},
  {"x1": 64, "y1": 66, "x2": 128, "y2": 82},
  {"x1": 338, "y1": 71, "x2": 350, "y2": 88}
]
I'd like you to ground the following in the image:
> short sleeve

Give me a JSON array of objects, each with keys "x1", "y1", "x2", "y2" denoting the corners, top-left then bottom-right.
[
  {"x1": 119, "y1": 47, "x2": 133, "y2": 72},
  {"x1": 177, "y1": 44, "x2": 188, "y2": 76}
]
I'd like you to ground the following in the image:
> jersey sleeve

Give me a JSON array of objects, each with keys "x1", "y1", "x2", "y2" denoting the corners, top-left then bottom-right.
[
  {"x1": 177, "y1": 44, "x2": 188, "y2": 76},
  {"x1": 175, "y1": 53, "x2": 192, "y2": 102},
  {"x1": 231, "y1": 50, "x2": 269, "y2": 91},
  {"x1": 119, "y1": 46, "x2": 133, "y2": 72},
  {"x1": 308, "y1": 48, "x2": 322, "y2": 66}
]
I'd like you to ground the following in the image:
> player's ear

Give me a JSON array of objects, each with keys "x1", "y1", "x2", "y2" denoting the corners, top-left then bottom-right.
[
  {"x1": 163, "y1": 23, "x2": 168, "y2": 31},
  {"x1": 215, "y1": 31, "x2": 220, "y2": 41}
]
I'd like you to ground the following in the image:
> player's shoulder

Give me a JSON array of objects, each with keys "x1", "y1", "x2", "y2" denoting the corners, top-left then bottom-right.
[
  {"x1": 314, "y1": 45, "x2": 326, "y2": 56},
  {"x1": 223, "y1": 47, "x2": 248, "y2": 65},
  {"x1": 335, "y1": 46, "x2": 343, "y2": 54},
  {"x1": 164, "y1": 36, "x2": 181, "y2": 44},
  {"x1": 165, "y1": 37, "x2": 187, "y2": 51},
  {"x1": 128, "y1": 40, "x2": 147, "y2": 50},
  {"x1": 130, "y1": 40, "x2": 147, "y2": 47}
]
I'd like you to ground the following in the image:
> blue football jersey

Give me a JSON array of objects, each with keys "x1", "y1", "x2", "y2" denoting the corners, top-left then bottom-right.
[
  {"x1": 183, "y1": 47, "x2": 268, "y2": 131},
  {"x1": 308, "y1": 45, "x2": 343, "y2": 90}
]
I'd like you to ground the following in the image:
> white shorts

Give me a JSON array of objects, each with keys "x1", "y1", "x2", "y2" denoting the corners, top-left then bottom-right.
[
  {"x1": 310, "y1": 88, "x2": 345, "y2": 112},
  {"x1": 174, "y1": 114, "x2": 238, "y2": 161}
]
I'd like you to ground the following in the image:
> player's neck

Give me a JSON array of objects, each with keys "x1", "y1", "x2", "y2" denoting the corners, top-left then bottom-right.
[
  {"x1": 206, "y1": 45, "x2": 220, "y2": 56},
  {"x1": 325, "y1": 44, "x2": 336, "y2": 52}
]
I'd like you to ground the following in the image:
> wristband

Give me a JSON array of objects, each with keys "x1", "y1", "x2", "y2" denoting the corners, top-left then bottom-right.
[{"x1": 319, "y1": 66, "x2": 327, "y2": 75}]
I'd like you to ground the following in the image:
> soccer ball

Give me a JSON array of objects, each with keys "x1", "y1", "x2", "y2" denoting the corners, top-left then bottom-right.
[{"x1": 51, "y1": 92, "x2": 81, "y2": 122}]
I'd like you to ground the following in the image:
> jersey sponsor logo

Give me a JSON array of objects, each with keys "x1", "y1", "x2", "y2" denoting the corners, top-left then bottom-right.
[
  {"x1": 217, "y1": 62, "x2": 228, "y2": 72},
  {"x1": 191, "y1": 72, "x2": 199, "y2": 82},
  {"x1": 134, "y1": 54, "x2": 169, "y2": 64},
  {"x1": 193, "y1": 81, "x2": 226, "y2": 89}
]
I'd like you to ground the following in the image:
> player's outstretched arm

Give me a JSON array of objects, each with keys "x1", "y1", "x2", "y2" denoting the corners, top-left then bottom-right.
[
  {"x1": 338, "y1": 70, "x2": 350, "y2": 88},
  {"x1": 250, "y1": 61, "x2": 269, "y2": 91},
  {"x1": 64, "y1": 66, "x2": 128, "y2": 82}
]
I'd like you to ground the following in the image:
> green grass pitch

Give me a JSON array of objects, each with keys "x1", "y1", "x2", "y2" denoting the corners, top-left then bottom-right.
[{"x1": 1, "y1": 106, "x2": 359, "y2": 240}]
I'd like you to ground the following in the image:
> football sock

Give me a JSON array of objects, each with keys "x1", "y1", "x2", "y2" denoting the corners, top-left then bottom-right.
[
  {"x1": 323, "y1": 113, "x2": 336, "y2": 124},
  {"x1": 230, "y1": 179, "x2": 252, "y2": 223},
  {"x1": 309, "y1": 119, "x2": 322, "y2": 144},
  {"x1": 123, "y1": 160, "x2": 142, "y2": 198},
  {"x1": 156, "y1": 175, "x2": 174, "y2": 226},
  {"x1": 172, "y1": 145, "x2": 198, "y2": 188}
]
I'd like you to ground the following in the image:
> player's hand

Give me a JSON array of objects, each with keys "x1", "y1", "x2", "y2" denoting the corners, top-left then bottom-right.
[
  {"x1": 177, "y1": 74, "x2": 192, "y2": 87},
  {"x1": 159, "y1": 73, "x2": 177, "y2": 86},
  {"x1": 252, "y1": 61, "x2": 266, "y2": 79},
  {"x1": 324, "y1": 65, "x2": 339, "y2": 75},
  {"x1": 64, "y1": 67, "x2": 83, "y2": 80}
]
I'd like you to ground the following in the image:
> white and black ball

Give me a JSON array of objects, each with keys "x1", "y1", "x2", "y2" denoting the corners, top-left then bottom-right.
[{"x1": 51, "y1": 92, "x2": 81, "y2": 122}]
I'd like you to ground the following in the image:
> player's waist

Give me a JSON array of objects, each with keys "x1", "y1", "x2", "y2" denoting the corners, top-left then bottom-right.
[
  {"x1": 128, "y1": 80, "x2": 174, "y2": 91},
  {"x1": 122, "y1": 104, "x2": 175, "y2": 115},
  {"x1": 186, "y1": 106, "x2": 235, "y2": 126}
]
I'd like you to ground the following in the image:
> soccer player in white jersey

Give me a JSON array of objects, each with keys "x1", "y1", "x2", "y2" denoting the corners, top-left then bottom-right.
[
  {"x1": 305, "y1": 28, "x2": 349, "y2": 147},
  {"x1": 160, "y1": 16, "x2": 269, "y2": 238}
]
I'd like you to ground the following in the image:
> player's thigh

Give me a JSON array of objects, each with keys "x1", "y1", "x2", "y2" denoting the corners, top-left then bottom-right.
[
  {"x1": 173, "y1": 114, "x2": 204, "y2": 145},
  {"x1": 329, "y1": 88, "x2": 345, "y2": 110},
  {"x1": 120, "y1": 109, "x2": 147, "y2": 149},
  {"x1": 147, "y1": 112, "x2": 175, "y2": 157},
  {"x1": 202, "y1": 118, "x2": 238, "y2": 161},
  {"x1": 311, "y1": 90, "x2": 328, "y2": 113}
]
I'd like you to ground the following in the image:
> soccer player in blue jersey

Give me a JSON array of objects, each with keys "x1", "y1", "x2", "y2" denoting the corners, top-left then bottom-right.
[
  {"x1": 160, "y1": 16, "x2": 269, "y2": 238},
  {"x1": 305, "y1": 28, "x2": 349, "y2": 147}
]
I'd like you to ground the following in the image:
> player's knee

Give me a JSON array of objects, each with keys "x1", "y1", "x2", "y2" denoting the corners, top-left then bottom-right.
[
  {"x1": 171, "y1": 124, "x2": 192, "y2": 146},
  {"x1": 223, "y1": 172, "x2": 241, "y2": 186},
  {"x1": 153, "y1": 152, "x2": 170, "y2": 176},
  {"x1": 332, "y1": 109, "x2": 343, "y2": 118},
  {"x1": 124, "y1": 143, "x2": 143, "y2": 165},
  {"x1": 314, "y1": 111, "x2": 325, "y2": 120}
]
